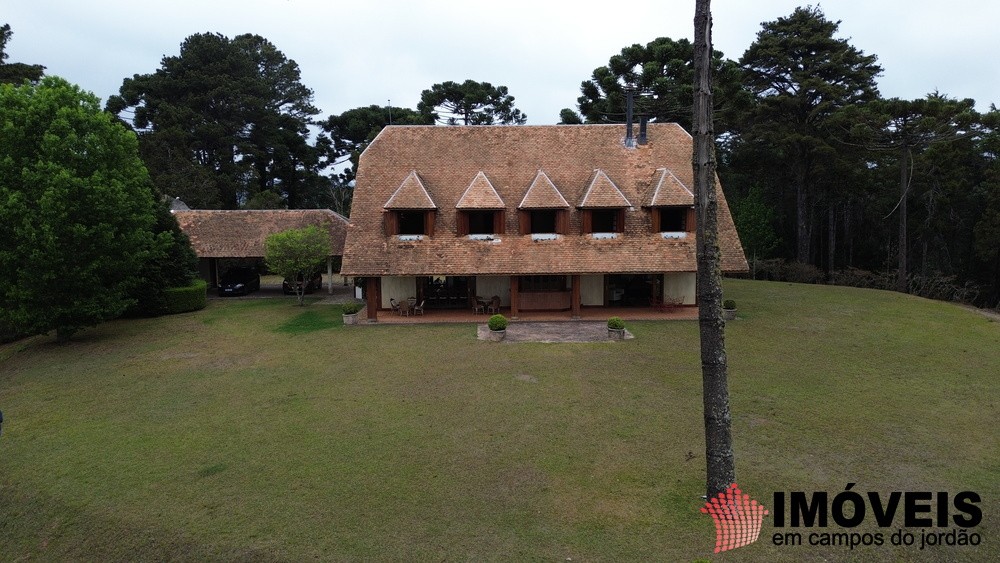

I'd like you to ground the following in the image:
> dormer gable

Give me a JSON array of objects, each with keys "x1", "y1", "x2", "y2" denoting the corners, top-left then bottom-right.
[
  {"x1": 578, "y1": 169, "x2": 632, "y2": 209},
  {"x1": 456, "y1": 171, "x2": 506, "y2": 209},
  {"x1": 384, "y1": 170, "x2": 437, "y2": 209},
  {"x1": 518, "y1": 170, "x2": 570, "y2": 209},
  {"x1": 647, "y1": 168, "x2": 694, "y2": 207}
]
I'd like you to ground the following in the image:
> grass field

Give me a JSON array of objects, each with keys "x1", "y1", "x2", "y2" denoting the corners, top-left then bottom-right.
[{"x1": 1, "y1": 280, "x2": 997, "y2": 561}]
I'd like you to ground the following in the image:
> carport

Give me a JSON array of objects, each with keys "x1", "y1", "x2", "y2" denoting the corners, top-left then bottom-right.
[{"x1": 173, "y1": 209, "x2": 349, "y2": 294}]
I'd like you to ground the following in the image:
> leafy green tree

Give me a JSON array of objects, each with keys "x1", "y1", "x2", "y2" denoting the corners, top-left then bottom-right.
[
  {"x1": 0, "y1": 77, "x2": 157, "y2": 341},
  {"x1": 264, "y1": 226, "x2": 331, "y2": 306},
  {"x1": 576, "y1": 36, "x2": 749, "y2": 134},
  {"x1": 843, "y1": 94, "x2": 978, "y2": 291},
  {"x1": 418, "y1": 80, "x2": 527, "y2": 125},
  {"x1": 128, "y1": 200, "x2": 199, "y2": 316},
  {"x1": 0, "y1": 23, "x2": 45, "y2": 84},
  {"x1": 739, "y1": 6, "x2": 881, "y2": 264},
  {"x1": 106, "y1": 32, "x2": 327, "y2": 210},
  {"x1": 558, "y1": 108, "x2": 583, "y2": 124},
  {"x1": 731, "y1": 185, "x2": 781, "y2": 263},
  {"x1": 322, "y1": 104, "x2": 430, "y2": 182}
]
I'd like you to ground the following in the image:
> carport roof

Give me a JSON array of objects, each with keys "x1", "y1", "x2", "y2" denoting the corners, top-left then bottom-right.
[{"x1": 173, "y1": 209, "x2": 348, "y2": 258}]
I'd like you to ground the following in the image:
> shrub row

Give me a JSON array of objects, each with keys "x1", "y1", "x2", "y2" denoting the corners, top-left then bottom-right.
[
  {"x1": 163, "y1": 279, "x2": 208, "y2": 315},
  {"x1": 743, "y1": 259, "x2": 980, "y2": 304}
]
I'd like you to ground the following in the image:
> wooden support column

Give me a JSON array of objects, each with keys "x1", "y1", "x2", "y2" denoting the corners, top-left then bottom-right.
[
  {"x1": 571, "y1": 275, "x2": 581, "y2": 319},
  {"x1": 510, "y1": 276, "x2": 520, "y2": 319},
  {"x1": 366, "y1": 277, "x2": 379, "y2": 323},
  {"x1": 327, "y1": 256, "x2": 333, "y2": 295}
]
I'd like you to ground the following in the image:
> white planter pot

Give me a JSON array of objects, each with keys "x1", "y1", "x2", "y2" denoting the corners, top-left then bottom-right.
[
  {"x1": 342, "y1": 313, "x2": 359, "y2": 325},
  {"x1": 488, "y1": 329, "x2": 506, "y2": 342}
]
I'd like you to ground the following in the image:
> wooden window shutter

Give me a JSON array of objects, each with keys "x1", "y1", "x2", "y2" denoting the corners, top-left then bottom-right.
[
  {"x1": 519, "y1": 210, "x2": 530, "y2": 235},
  {"x1": 581, "y1": 210, "x2": 592, "y2": 234},
  {"x1": 556, "y1": 209, "x2": 568, "y2": 235},
  {"x1": 617, "y1": 209, "x2": 626, "y2": 233},
  {"x1": 686, "y1": 207, "x2": 696, "y2": 232},
  {"x1": 384, "y1": 211, "x2": 399, "y2": 236},
  {"x1": 651, "y1": 208, "x2": 661, "y2": 233},
  {"x1": 457, "y1": 211, "x2": 469, "y2": 236},
  {"x1": 424, "y1": 211, "x2": 435, "y2": 237},
  {"x1": 494, "y1": 210, "x2": 505, "y2": 235}
]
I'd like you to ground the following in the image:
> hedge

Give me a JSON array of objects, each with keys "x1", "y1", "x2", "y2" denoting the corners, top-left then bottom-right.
[{"x1": 163, "y1": 279, "x2": 207, "y2": 315}]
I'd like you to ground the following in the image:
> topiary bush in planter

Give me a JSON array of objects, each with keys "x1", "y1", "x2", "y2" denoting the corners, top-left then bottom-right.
[
  {"x1": 341, "y1": 300, "x2": 363, "y2": 315},
  {"x1": 488, "y1": 314, "x2": 508, "y2": 331},
  {"x1": 607, "y1": 316, "x2": 626, "y2": 339},
  {"x1": 722, "y1": 299, "x2": 737, "y2": 321}
]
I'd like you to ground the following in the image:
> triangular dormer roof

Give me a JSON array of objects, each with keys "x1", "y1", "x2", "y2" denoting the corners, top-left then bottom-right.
[
  {"x1": 578, "y1": 169, "x2": 632, "y2": 208},
  {"x1": 648, "y1": 168, "x2": 694, "y2": 206},
  {"x1": 518, "y1": 170, "x2": 570, "y2": 209},
  {"x1": 455, "y1": 171, "x2": 506, "y2": 209},
  {"x1": 384, "y1": 170, "x2": 437, "y2": 209}
]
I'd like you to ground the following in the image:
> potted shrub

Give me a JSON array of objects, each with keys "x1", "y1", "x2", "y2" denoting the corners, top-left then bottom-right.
[
  {"x1": 607, "y1": 316, "x2": 626, "y2": 339},
  {"x1": 722, "y1": 299, "x2": 737, "y2": 321},
  {"x1": 341, "y1": 300, "x2": 363, "y2": 325},
  {"x1": 487, "y1": 314, "x2": 508, "y2": 341}
]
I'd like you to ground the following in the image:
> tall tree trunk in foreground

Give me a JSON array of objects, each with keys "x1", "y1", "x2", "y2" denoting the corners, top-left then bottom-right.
[{"x1": 693, "y1": 0, "x2": 735, "y2": 499}]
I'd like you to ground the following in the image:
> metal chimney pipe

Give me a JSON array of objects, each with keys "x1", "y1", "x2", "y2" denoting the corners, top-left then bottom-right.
[
  {"x1": 638, "y1": 117, "x2": 648, "y2": 145},
  {"x1": 625, "y1": 88, "x2": 634, "y2": 148}
]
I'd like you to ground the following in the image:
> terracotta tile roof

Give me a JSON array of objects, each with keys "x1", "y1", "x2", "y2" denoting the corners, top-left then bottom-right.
[
  {"x1": 518, "y1": 170, "x2": 570, "y2": 208},
  {"x1": 384, "y1": 171, "x2": 437, "y2": 209},
  {"x1": 579, "y1": 169, "x2": 632, "y2": 208},
  {"x1": 341, "y1": 124, "x2": 747, "y2": 276},
  {"x1": 648, "y1": 167, "x2": 694, "y2": 206},
  {"x1": 174, "y1": 209, "x2": 348, "y2": 258},
  {"x1": 456, "y1": 171, "x2": 506, "y2": 209}
]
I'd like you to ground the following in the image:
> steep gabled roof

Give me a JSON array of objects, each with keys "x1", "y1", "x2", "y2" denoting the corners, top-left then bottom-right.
[
  {"x1": 456, "y1": 171, "x2": 505, "y2": 209},
  {"x1": 648, "y1": 167, "x2": 694, "y2": 206},
  {"x1": 578, "y1": 169, "x2": 632, "y2": 208},
  {"x1": 518, "y1": 170, "x2": 570, "y2": 209},
  {"x1": 384, "y1": 170, "x2": 437, "y2": 209},
  {"x1": 174, "y1": 209, "x2": 348, "y2": 257},
  {"x1": 341, "y1": 124, "x2": 747, "y2": 276}
]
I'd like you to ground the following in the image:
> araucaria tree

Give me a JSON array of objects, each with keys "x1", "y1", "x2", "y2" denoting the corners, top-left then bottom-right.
[
  {"x1": 0, "y1": 23, "x2": 45, "y2": 85},
  {"x1": 264, "y1": 226, "x2": 331, "y2": 306},
  {"x1": 0, "y1": 77, "x2": 158, "y2": 341},
  {"x1": 739, "y1": 6, "x2": 881, "y2": 264},
  {"x1": 693, "y1": 0, "x2": 735, "y2": 499},
  {"x1": 106, "y1": 33, "x2": 328, "y2": 210},
  {"x1": 418, "y1": 80, "x2": 527, "y2": 125}
]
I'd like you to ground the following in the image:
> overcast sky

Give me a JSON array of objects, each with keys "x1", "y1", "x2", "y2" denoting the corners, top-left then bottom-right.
[{"x1": 4, "y1": 0, "x2": 998, "y2": 125}]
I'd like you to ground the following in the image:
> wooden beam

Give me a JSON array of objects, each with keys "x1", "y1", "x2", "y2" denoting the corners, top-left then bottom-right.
[
  {"x1": 571, "y1": 275, "x2": 581, "y2": 319},
  {"x1": 365, "y1": 277, "x2": 379, "y2": 322},
  {"x1": 509, "y1": 276, "x2": 520, "y2": 319}
]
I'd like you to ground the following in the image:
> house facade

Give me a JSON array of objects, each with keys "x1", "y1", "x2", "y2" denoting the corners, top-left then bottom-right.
[{"x1": 340, "y1": 124, "x2": 747, "y2": 321}]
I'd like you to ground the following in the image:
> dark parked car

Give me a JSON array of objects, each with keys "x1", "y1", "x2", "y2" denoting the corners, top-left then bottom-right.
[
  {"x1": 217, "y1": 267, "x2": 261, "y2": 296},
  {"x1": 283, "y1": 271, "x2": 323, "y2": 295}
]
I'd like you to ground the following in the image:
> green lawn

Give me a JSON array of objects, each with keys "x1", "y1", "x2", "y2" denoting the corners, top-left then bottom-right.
[{"x1": 1, "y1": 280, "x2": 997, "y2": 561}]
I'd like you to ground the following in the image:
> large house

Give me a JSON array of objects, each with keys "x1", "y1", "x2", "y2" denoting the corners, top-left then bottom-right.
[{"x1": 340, "y1": 123, "x2": 747, "y2": 321}]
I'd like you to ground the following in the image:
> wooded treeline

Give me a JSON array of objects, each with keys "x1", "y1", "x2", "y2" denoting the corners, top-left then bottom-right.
[
  {"x1": 566, "y1": 6, "x2": 1000, "y2": 307},
  {"x1": 4, "y1": 5, "x2": 998, "y2": 306}
]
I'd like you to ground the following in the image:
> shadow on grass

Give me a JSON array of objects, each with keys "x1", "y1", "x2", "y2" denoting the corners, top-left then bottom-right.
[{"x1": 274, "y1": 308, "x2": 343, "y2": 334}]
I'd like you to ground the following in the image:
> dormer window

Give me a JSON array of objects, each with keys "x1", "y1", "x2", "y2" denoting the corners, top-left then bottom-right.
[
  {"x1": 518, "y1": 170, "x2": 570, "y2": 237},
  {"x1": 652, "y1": 206, "x2": 695, "y2": 237},
  {"x1": 578, "y1": 170, "x2": 630, "y2": 237},
  {"x1": 383, "y1": 170, "x2": 438, "y2": 238},
  {"x1": 384, "y1": 210, "x2": 435, "y2": 236},
  {"x1": 456, "y1": 171, "x2": 506, "y2": 238}
]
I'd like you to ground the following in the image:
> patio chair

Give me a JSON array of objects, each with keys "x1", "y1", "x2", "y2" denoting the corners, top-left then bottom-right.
[
  {"x1": 472, "y1": 297, "x2": 485, "y2": 315},
  {"x1": 390, "y1": 298, "x2": 402, "y2": 315},
  {"x1": 488, "y1": 295, "x2": 501, "y2": 314},
  {"x1": 413, "y1": 299, "x2": 425, "y2": 316}
]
